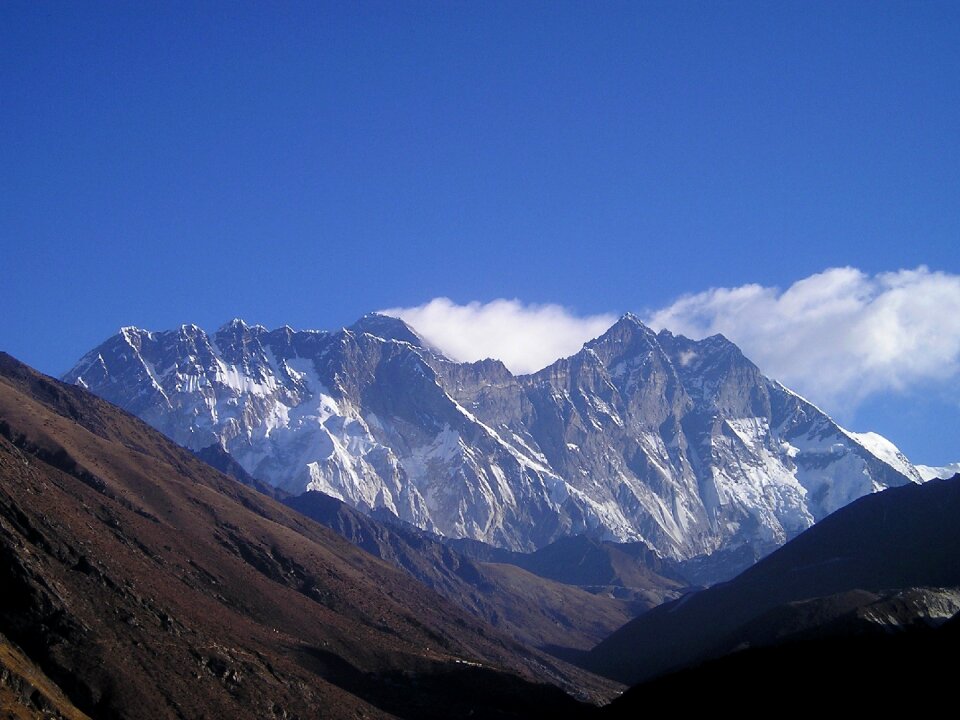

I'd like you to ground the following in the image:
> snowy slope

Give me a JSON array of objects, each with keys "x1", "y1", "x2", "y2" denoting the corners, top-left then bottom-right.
[
  {"x1": 64, "y1": 313, "x2": 922, "y2": 559},
  {"x1": 916, "y1": 462, "x2": 960, "y2": 481}
]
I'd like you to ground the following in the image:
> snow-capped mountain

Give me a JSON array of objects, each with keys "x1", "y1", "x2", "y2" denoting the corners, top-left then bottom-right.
[
  {"x1": 63, "y1": 313, "x2": 922, "y2": 559},
  {"x1": 916, "y1": 463, "x2": 960, "y2": 481}
]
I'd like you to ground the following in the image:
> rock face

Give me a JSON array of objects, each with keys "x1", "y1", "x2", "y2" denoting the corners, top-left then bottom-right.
[{"x1": 64, "y1": 313, "x2": 921, "y2": 559}]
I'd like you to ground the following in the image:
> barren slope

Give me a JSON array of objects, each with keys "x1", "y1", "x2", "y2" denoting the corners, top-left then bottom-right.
[{"x1": 0, "y1": 352, "x2": 612, "y2": 719}]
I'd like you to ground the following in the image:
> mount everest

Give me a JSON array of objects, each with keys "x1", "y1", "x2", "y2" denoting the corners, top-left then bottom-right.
[{"x1": 64, "y1": 313, "x2": 922, "y2": 560}]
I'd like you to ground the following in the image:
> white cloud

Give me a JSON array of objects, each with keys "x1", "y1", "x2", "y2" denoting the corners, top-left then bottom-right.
[
  {"x1": 381, "y1": 268, "x2": 960, "y2": 419},
  {"x1": 645, "y1": 266, "x2": 960, "y2": 412},
  {"x1": 380, "y1": 298, "x2": 617, "y2": 374}
]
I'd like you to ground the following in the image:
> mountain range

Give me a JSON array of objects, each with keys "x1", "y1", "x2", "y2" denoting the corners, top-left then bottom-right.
[
  {"x1": 2, "y1": 329, "x2": 957, "y2": 716},
  {"x1": 64, "y1": 313, "x2": 922, "y2": 565}
]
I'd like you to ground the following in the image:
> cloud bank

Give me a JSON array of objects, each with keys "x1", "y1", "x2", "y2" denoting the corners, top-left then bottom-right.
[
  {"x1": 383, "y1": 267, "x2": 960, "y2": 417},
  {"x1": 646, "y1": 267, "x2": 960, "y2": 411},
  {"x1": 380, "y1": 298, "x2": 617, "y2": 374}
]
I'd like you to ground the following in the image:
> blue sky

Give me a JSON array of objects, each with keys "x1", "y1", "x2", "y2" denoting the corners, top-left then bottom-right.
[{"x1": 2, "y1": 1, "x2": 958, "y2": 463}]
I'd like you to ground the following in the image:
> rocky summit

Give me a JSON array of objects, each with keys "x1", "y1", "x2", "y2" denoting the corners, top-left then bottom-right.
[{"x1": 64, "y1": 313, "x2": 921, "y2": 559}]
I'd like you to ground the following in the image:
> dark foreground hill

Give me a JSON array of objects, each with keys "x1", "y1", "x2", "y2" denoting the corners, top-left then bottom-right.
[
  {"x1": 585, "y1": 472, "x2": 960, "y2": 686},
  {"x1": 602, "y1": 610, "x2": 960, "y2": 716},
  {"x1": 0, "y1": 352, "x2": 613, "y2": 719}
]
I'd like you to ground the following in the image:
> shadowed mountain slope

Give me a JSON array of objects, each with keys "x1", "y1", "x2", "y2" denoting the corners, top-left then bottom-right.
[
  {"x1": 284, "y1": 490, "x2": 649, "y2": 654},
  {"x1": 0, "y1": 631, "x2": 91, "y2": 720},
  {"x1": 0, "y1": 352, "x2": 612, "y2": 719},
  {"x1": 584, "y1": 473, "x2": 960, "y2": 685},
  {"x1": 602, "y1": 610, "x2": 960, "y2": 716},
  {"x1": 448, "y1": 534, "x2": 687, "y2": 605}
]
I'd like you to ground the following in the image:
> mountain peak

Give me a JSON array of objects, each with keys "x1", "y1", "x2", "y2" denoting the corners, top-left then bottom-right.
[
  {"x1": 696, "y1": 332, "x2": 751, "y2": 365},
  {"x1": 217, "y1": 317, "x2": 248, "y2": 333},
  {"x1": 119, "y1": 325, "x2": 148, "y2": 342},
  {"x1": 349, "y1": 313, "x2": 424, "y2": 347},
  {"x1": 611, "y1": 312, "x2": 654, "y2": 333},
  {"x1": 702, "y1": 331, "x2": 734, "y2": 346},
  {"x1": 587, "y1": 313, "x2": 657, "y2": 351}
]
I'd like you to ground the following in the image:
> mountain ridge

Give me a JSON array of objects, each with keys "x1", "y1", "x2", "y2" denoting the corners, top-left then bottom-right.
[{"x1": 63, "y1": 314, "x2": 921, "y2": 562}]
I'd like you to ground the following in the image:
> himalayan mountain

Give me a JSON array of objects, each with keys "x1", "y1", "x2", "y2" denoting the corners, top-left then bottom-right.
[
  {"x1": 3, "y1": 349, "x2": 955, "y2": 719},
  {"x1": 64, "y1": 313, "x2": 923, "y2": 564}
]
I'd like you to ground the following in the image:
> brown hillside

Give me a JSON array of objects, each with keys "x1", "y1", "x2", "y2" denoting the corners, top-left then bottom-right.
[{"x1": 0, "y1": 352, "x2": 608, "y2": 719}]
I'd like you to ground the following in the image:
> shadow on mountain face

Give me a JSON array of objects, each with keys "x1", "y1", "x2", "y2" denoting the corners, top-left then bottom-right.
[{"x1": 283, "y1": 489, "x2": 654, "y2": 660}]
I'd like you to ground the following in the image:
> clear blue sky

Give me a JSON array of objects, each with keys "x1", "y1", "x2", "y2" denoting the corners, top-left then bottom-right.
[{"x1": 2, "y1": 1, "x2": 958, "y2": 462}]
